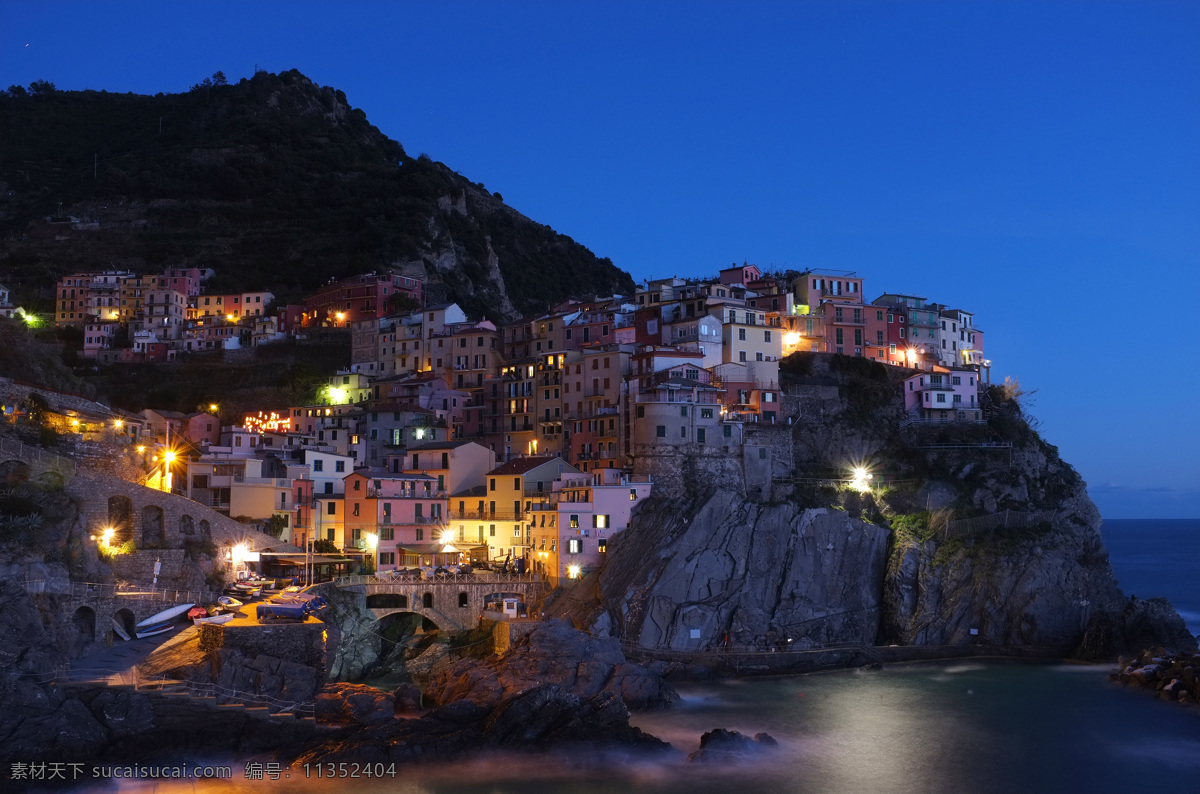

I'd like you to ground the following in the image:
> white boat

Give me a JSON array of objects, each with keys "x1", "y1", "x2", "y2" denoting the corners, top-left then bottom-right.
[
  {"x1": 217, "y1": 596, "x2": 243, "y2": 608},
  {"x1": 134, "y1": 603, "x2": 194, "y2": 638},
  {"x1": 192, "y1": 612, "x2": 234, "y2": 626},
  {"x1": 111, "y1": 618, "x2": 131, "y2": 641}
]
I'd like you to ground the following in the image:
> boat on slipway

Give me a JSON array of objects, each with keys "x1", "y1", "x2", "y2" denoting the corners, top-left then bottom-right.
[{"x1": 134, "y1": 603, "x2": 194, "y2": 638}]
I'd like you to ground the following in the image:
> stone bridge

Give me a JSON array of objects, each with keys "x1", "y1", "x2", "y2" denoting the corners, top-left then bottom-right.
[{"x1": 323, "y1": 573, "x2": 548, "y2": 633}]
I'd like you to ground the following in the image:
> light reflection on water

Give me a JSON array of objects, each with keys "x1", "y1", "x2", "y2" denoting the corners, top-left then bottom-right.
[{"x1": 64, "y1": 662, "x2": 1200, "y2": 794}]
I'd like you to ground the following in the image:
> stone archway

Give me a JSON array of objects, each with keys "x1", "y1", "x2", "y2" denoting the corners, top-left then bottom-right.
[
  {"x1": 198, "y1": 519, "x2": 211, "y2": 542},
  {"x1": 72, "y1": 606, "x2": 96, "y2": 653},
  {"x1": 422, "y1": 592, "x2": 434, "y2": 609},
  {"x1": 0, "y1": 460, "x2": 30, "y2": 485},
  {"x1": 112, "y1": 608, "x2": 136, "y2": 640},
  {"x1": 179, "y1": 514, "x2": 195, "y2": 536},
  {"x1": 107, "y1": 495, "x2": 134, "y2": 544},
  {"x1": 140, "y1": 504, "x2": 165, "y2": 548}
]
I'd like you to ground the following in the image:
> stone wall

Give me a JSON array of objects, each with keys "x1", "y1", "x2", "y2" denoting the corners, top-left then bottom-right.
[
  {"x1": 107, "y1": 549, "x2": 187, "y2": 584},
  {"x1": 68, "y1": 472, "x2": 300, "y2": 555},
  {"x1": 200, "y1": 620, "x2": 326, "y2": 671},
  {"x1": 632, "y1": 444, "x2": 747, "y2": 500}
]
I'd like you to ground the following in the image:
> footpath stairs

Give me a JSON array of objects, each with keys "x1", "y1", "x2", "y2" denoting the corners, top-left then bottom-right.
[{"x1": 110, "y1": 679, "x2": 316, "y2": 724}]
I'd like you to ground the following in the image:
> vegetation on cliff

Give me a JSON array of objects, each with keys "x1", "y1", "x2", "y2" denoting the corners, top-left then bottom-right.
[{"x1": 0, "y1": 70, "x2": 634, "y2": 320}]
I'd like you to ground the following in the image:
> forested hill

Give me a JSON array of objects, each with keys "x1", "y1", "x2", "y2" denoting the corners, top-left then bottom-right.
[{"x1": 0, "y1": 70, "x2": 633, "y2": 321}]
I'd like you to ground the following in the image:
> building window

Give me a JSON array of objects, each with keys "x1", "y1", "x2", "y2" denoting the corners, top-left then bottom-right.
[
  {"x1": 568, "y1": 538, "x2": 582, "y2": 554},
  {"x1": 598, "y1": 538, "x2": 607, "y2": 553},
  {"x1": 570, "y1": 515, "x2": 579, "y2": 528},
  {"x1": 738, "y1": 328, "x2": 746, "y2": 341},
  {"x1": 655, "y1": 425, "x2": 666, "y2": 438},
  {"x1": 326, "y1": 502, "x2": 336, "y2": 515},
  {"x1": 313, "y1": 459, "x2": 324, "y2": 472},
  {"x1": 335, "y1": 461, "x2": 345, "y2": 473}
]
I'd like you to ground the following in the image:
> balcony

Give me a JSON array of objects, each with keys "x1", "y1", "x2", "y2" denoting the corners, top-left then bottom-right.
[
  {"x1": 367, "y1": 488, "x2": 447, "y2": 499},
  {"x1": 826, "y1": 313, "x2": 867, "y2": 326},
  {"x1": 233, "y1": 476, "x2": 292, "y2": 486}
]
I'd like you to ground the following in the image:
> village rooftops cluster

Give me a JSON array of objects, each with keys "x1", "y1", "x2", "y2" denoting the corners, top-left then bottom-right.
[{"x1": 22, "y1": 264, "x2": 990, "y2": 580}]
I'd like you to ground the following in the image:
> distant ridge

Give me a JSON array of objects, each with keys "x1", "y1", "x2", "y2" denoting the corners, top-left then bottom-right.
[{"x1": 0, "y1": 70, "x2": 634, "y2": 321}]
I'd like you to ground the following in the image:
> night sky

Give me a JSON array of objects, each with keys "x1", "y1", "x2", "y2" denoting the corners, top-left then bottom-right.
[{"x1": 2, "y1": 1, "x2": 1196, "y2": 518}]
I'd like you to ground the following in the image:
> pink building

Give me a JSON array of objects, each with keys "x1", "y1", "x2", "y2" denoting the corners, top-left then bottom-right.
[
  {"x1": 719, "y1": 264, "x2": 762, "y2": 286},
  {"x1": 903, "y1": 369, "x2": 982, "y2": 420},
  {"x1": 344, "y1": 471, "x2": 447, "y2": 570},
  {"x1": 530, "y1": 468, "x2": 652, "y2": 586}
]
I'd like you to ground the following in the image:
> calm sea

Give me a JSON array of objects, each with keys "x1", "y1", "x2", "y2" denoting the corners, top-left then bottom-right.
[{"x1": 60, "y1": 519, "x2": 1200, "y2": 793}]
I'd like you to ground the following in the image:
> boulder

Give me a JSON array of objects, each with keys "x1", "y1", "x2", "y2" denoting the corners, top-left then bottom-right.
[
  {"x1": 315, "y1": 683, "x2": 395, "y2": 726},
  {"x1": 687, "y1": 728, "x2": 779, "y2": 763}
]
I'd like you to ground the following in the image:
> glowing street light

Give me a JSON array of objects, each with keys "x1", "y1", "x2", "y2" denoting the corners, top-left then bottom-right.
[
  {"x1": 113, "y1": 419, "x2": 123, "y2": 429},
  {"x1": 440, "y1": 530, "x2": 455, "y2": 544},
  {"x1": 209, "y1": 403, "x2": 218, "y2": 413},
  {"x1": 335, "y1": 311, "x2": 346, "y2": 323},
  {"x1": 850, "y1": 466, "x2": 873, "y2": 493},
  {"x1": 567, "y1": 565, "x2": 581, "y2": 580},
  {"x1": 365, "y1": 532, "x2": 378, "y2": 550}
]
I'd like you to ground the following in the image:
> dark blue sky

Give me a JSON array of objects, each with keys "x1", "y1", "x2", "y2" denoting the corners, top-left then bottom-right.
[{"x1": 3, "y1": 1, "x2": 1197, "y2": 518}]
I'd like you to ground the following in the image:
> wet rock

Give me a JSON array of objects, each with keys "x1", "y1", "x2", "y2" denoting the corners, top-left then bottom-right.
[
  {"x1": 424, "y1": 620, "x2": 678, "y2": 712},
  {"x1": 316, "y1": 682, "x2": 395, "y2": 726},
  {"x1": 687, "y1": 728, "x2": 778, "y2": 763}
]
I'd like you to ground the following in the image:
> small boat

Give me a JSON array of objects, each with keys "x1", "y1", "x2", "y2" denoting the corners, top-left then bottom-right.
[
  {"x1": 134, "y1": 603, "x2": 194, "y2": 639},
  {"x1": 217, "y1": 595, "x2": 243, "y2": 609},
  {"x1": 193, "y1": 611, "x2": 234, "y2": 626},
  {"x1": 111, "y1": 618, "x2": 131, "y2": 641},
  {"x1": 187, "y1": 606, "x2": 208, "y2": 621}
]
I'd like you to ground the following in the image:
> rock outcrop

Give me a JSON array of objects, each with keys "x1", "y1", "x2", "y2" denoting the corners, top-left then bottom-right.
[
  {"x1": 315, "y1": 682, "x2": 395, "y2": 726},
  {"x1": 687, "y1": 728, "x2": 779, "y2": 763},
  {"x1": 596, "y1": 492, "x2": 892, "y2": 651},
  {"x1": 1112, "y1": 647, "x2": 1200, "y2": 704},
  {"x1": 292, "y1": 685, "x2": 669, "y2": 767},
  {"x1": 424, "y1": 620, "x2": 679, "y2": 712}
]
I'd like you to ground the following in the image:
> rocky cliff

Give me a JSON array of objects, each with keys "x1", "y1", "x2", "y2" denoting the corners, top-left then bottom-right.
[
  {"x1": 577, "y1": 355, "x2": 1196, "y2": 659},
  {"x1": 595, "y1": 493, "x2": 891, "y2": 651}
]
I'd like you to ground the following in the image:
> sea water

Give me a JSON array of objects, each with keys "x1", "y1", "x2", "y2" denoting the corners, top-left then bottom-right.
[
  {"x1": 1100, "y1": 518, "x2": 1200, "y2": 636},
  {"x1": 63, "y1": 518, "x2": 1200, "y2": 793}
]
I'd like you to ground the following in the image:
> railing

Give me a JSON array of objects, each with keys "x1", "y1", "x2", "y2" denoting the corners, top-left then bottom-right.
[
  {"x1": 826, "y1": 313, "x2": 867, "y2": 326},
  {"x1": 367, "y1": 488, "x2": 447, "y2": 499},
  {"x1": 233, "y1": 476, "x2": 292, "y2": 486},
  {"x1": 334, "y1": 571, "x2": 545, "y2": 586},
  {"x1": 939, "y1": 509, "x2": 1057, "y2": 539},
  {"x1": 24, "y1": 578, "x2": 220, "y2": 604},
  {"x1": 0, "y1": 437, "x2": 78, "y2": 473}
]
